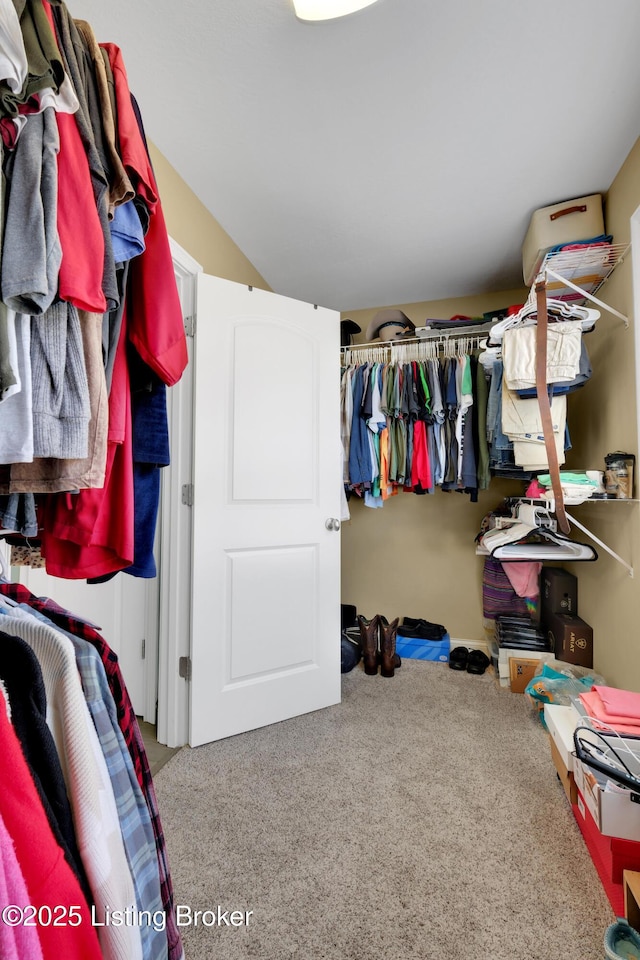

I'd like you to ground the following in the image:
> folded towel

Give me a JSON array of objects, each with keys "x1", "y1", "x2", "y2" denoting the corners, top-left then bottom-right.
[
  {"x1": 579, "y1": 689, "x2": 640, "y2": 735},
  {"x1": 593, "y1": 685, "x2": 640, "y2": 722}
]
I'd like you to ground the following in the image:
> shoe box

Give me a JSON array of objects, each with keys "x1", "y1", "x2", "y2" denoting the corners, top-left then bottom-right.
[
  {"x1": 572, "y1": 792, "x2": 640, "y2": 915},
  {"x1": 395, "y1": 633, "x2": 450, "y2": 662},
  {"x1": 545, "y1": 612, "x2": 593, "y2": 668},
  {"x1": 540, "y1": 567, "x2": 578, "y2": 626}
]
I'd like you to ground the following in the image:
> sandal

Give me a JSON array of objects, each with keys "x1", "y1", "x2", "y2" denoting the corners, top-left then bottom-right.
[
  {"x1": 448, "y1": 646, "x2": 469, "y2": 671},
  {"x1": 466, "y1": 650, "x2": 490, "y2": 675}
]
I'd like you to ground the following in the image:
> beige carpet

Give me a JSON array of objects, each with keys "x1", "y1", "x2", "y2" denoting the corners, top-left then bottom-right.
[{"x1": 154, "y1": 660, "x2": 614, "y2": 960}]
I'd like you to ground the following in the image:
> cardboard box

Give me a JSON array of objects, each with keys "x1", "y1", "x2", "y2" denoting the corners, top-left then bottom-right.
[
  {"x1": 395, "y1": 633, "x2": 450, "y2": 663},
  {"x1": 546, "y1": 612, "x2": 593, "y2": 668},
  {"x1": 509, "y1": 657, "x2": 541, "y2": 694},
  {"x1": 540, "y1": 566, "x2": 578, "y2": 624},
  {"x1": 624, "y1": 870, "x2": 640, "y2": 930},
  {"x1": 549, "y1": 733, "x2": 578, "y2": 805},
  {"x1": 497, "y1": 649, "x2": 554, "y2": 681},
  {"x1": 573, "y1": 753, "x2": 640, "y2": 842}
]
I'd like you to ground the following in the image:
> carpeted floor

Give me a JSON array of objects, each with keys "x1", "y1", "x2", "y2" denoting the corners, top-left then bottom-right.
[{"x1": 154, "y1": 660, "x2": 614, "y2": 959}]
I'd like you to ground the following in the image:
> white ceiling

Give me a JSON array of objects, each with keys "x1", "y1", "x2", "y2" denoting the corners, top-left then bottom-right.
[{"x1": 71, "y1": 0, "x2": 640, "y2": 311}]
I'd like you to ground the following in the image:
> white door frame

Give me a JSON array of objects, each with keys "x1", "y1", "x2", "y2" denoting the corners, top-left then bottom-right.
[
  {"x1": 155, "y1": 238, "x2": 202, "y2": 747},
  {"x1": 630, "y1": 206, "x2": 640, "y2": 467}
]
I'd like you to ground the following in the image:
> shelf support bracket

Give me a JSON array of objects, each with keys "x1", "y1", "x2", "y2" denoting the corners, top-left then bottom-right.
[
  {"x1": 565, "y1": 510, "x2": 633, "y2": 578},
  {"x1": 543, "y1": 267, "x2": 629, "y2": 326}
]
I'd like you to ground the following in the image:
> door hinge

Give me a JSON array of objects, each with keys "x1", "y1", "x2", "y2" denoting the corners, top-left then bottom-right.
[
  {"x1": 181, "y1": 483, "x2": 194, "y2": 506},
  {"x1": 179, "y1": 656, "x2": 192, "y2": 681},
  {"x1": 184, "y1": 315, "x2": 196, "y2": 337},
  {"x1": 141, "y1": 637, "x2": 146, "y2": 660}
]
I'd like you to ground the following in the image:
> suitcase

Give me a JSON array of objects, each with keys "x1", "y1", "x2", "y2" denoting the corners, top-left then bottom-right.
[{"x1": 522, "y1": 193, "x2": 604, "y2": 285}]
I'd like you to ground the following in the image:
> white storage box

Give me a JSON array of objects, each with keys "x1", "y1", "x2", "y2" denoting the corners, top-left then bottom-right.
[
  {"x1": 573, "y1": 753, "x2": 640, "y2": 842},
  {"x1": 522, "y1": 193, "x2": 604, "y2": 285},
  {"x1": 572, "y1": 731, "x2": 640, "y2": 842}
]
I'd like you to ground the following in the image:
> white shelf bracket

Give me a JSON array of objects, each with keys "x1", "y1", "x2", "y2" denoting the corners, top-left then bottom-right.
[
  {"x1": 542, "y1": 267, "x2": 629, "y2": 326},
  {"x1": 565, "y1": 510, "x2": 634, "y2": 578}
]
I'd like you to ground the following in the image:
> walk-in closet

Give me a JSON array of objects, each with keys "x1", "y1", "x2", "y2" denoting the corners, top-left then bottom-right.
[{"x1": 3, "y1": 2, "x2": 640, "y2": 959}]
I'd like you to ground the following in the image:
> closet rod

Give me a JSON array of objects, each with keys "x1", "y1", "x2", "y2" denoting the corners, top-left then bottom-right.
[
  {"x1": 340, "y1": 333, "x2": 488, "y2": 361},
  {"x1": 340, "y1": 330, "x2": 488, "y2": 352}
]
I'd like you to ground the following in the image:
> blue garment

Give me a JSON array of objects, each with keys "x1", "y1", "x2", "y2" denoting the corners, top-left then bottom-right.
[
  {"x1": 348, "y1": 366, "x2": 373, "y2": 485},
  {"x1": 0, "y1": 492, "x2": 38, "y2": 537},
  {"x1": 110, "y1": 199, "x2": 146, "y2": 263}
]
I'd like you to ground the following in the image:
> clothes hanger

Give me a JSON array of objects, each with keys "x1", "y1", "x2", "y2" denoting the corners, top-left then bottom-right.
[
  {"x1": 489, "y1": 527, "x2": 598, "y2": 562},
  {"x1": 488, "y1": 300, "x2": 600, "y2": 346}
]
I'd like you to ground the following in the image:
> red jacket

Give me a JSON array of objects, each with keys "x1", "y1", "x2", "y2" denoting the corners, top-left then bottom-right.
[{"x1": 0, "y1": 694, "x2": 103, "y2": 960}]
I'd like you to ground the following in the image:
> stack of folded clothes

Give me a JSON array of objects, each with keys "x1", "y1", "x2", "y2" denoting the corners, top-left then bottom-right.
[{"x1": 579, "y1": 685, "x2": 640, "y2": 735}]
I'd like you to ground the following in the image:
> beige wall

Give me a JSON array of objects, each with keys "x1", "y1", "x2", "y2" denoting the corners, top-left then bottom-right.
[
  {"x1": 149, "y1": 142, "x2": 270, "y2": 289},
  {"x1": 560, "y1": 137, "x2": 640, "y2": 689}
]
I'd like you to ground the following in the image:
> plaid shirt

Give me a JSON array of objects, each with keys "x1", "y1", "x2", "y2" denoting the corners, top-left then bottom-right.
[{"x1": 0, "y1": 583, "x2": 184, "y2": 960}]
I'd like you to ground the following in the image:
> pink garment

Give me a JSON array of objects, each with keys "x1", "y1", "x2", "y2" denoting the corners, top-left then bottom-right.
[
  {"x1": 579, "y1": 689, "x2": 640, "y2": 736},
  {"x1": 592, "y1": 685, "x2": 640, "y2": 722},
  {"x1": 501, "y1": 560, "x2": 542, "y2": 598},
  {"x1": 525, "y1": 479, "x2": 546, "y2": 499},
  {"x1": 0, "y1": 812, "x2": 44, "y2": 960}
]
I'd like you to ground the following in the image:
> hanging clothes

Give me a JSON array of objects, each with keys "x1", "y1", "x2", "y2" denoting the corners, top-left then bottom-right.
[
  {"x1": 0, "y1": 1, "x2": 189, "y2": 581},
  {"x1": 0, "y1": 579, "x2": 184, "y2": 960},
  {"x1": 340, "y1": 335, "x2": 487, "y2": 506}
]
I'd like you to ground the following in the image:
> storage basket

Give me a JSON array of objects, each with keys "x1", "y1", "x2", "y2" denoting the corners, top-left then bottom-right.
[{"x1": 522, "y1": 193, "x2": 604, "y2": 285}]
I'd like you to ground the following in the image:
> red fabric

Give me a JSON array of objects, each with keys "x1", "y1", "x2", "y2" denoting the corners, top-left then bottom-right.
[
  {"x1": 0, "y1": 696, "x2": 103, "y2": 960},
  {"x1": 41, "y1": 310, "x2": 134, "y2": 577},
  {"x1": 100, "y1": 43, "x2": 187, "y2": 387},
  {"x1": 127, "y1": 198, "x2": 188, "y2": 386},
  {"x1": 42, "y1": 1, "x2": 106, "y2": 314},
  {"x1": 99, "y1": 43, "x2": 157, "y2": 214},
  {"x1": 571, "y1": 793, "x2": 640, "y2": 912},
  {"x1": 411, "y1": 420, "x2": 432, "y2": 490}
]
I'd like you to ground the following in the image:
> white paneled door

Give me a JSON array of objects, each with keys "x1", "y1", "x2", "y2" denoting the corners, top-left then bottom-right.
[{"x1": 189, "y1": 275, "x2": 341, "y2": 747}]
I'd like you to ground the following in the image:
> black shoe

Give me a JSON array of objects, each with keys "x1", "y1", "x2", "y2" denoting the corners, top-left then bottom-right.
[
  {"x1": 448, "y1": 646, "x2": 469, "y2": 670},
  {"x1": 466, "y1": 650, "x2": 490, "y2": 675},
  {"x1": 400, "y1": 617, "x2": 447, "y2": 640}
]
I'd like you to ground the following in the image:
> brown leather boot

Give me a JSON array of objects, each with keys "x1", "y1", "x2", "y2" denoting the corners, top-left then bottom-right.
[
  {"x1": 357, "y1": 614, "x2": 379, "y2": 675},
  {"x1": 379, "y1": 616, "x2": 399, "y2": 677}
]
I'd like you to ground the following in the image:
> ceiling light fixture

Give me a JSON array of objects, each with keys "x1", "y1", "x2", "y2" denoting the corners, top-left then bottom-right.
[{"x1": 293, "y1": 0, "x2": 380, "y2": 22}]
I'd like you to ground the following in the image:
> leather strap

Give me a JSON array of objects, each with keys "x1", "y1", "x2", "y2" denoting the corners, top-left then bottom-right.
[
  {"x1": 550, "y1": 204, "x2": 587, "y2": 221},
  {"x1": 535, "y1": 280, "x2": 570, "y2": 534}
]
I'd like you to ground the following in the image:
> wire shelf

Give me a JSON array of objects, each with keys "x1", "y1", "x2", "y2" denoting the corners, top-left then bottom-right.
[{"x1": 533, "y1": 241, "x2": 630, "y2": 303}]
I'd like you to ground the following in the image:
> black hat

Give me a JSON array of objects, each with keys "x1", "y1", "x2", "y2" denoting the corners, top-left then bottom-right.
[{"x1": 340, "y1": 318, "x2": 361, "y2": 347}]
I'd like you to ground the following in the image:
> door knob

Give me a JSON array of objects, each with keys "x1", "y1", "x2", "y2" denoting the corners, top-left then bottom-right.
[{"x1": 325, "y1": 518, "x2": 341, "y2": 531}]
